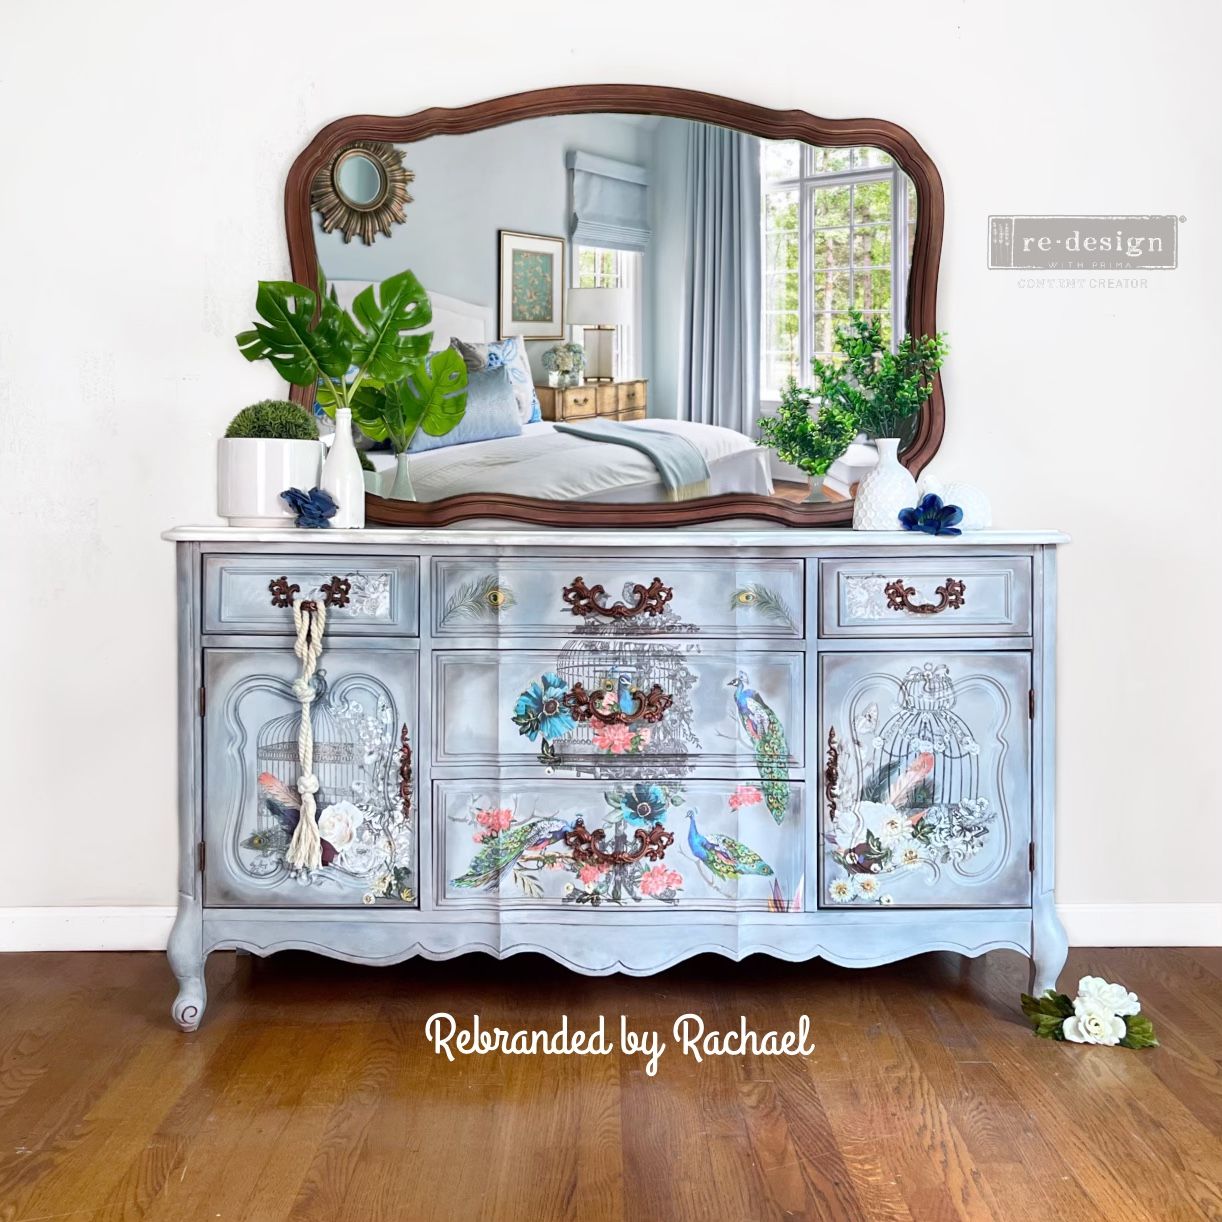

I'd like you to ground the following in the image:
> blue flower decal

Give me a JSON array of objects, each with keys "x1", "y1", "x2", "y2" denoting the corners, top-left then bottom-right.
[
  {"x1": 281, "y1": 486, "x2": 338, "y2": 529},
  {"x1": 616, "y1": 783, "x2": 676, "y2": 828},
  {"x1": 899, "y1": 494, "x2": 964, "y2": 537},
  {"x1": 511, "y1": 672, "x2": 575, "y2": 743}
]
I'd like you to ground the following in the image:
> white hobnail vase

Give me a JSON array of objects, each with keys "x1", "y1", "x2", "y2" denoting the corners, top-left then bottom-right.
[
  {"x1": 320, "y1": 408, "x2": 366, "y2": 528},
  {"x1": 852, "y1": 438, "x2": 918, "y2": 531},
  {"x1": 388, "y1": 450, "x2": 416, "y2": 501}
]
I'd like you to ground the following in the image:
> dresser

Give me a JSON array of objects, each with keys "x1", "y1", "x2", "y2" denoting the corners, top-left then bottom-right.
[
  {"x1": 535, "y1": 378, "x2": 648, "y2": 423},
  {"x1": 164, "y1": 526, "x2": 1067, "y2": 1029}
]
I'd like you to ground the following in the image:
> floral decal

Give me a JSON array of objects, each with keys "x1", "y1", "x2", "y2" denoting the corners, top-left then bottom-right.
[
  {"x1": 592, "y1": 721, "x2": 652, "y2": 754},
  {"x1": 512, "y1": 671, "x2": 575, "y2": 761},
  {"x1": 728, "y1": 784, "x2": 764, "y2": 810}
]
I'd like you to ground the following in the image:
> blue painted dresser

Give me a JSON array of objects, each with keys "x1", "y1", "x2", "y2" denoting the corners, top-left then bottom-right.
[{"x1": 164, "y1": 526, "x2": 1068, "y2": 1029}]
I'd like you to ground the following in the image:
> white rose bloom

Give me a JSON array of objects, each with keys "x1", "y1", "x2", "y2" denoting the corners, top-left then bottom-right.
[
  {"x1": 859, "y1": 801, "x2": 902, "y2": 837},
  {"x1": 1076, "y1": 976, "x2": 1141, "y2": 1017},
  {"x1": 316, "y1": 801, "x2": 364, "y2": 850},
  {"x1": 1063, "y1": 1001, "x2": 1126, "y2": 1045}
]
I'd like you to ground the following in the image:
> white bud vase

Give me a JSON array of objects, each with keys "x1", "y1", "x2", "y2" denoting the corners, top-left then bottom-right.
[
  {"x1": 852, "y1": 438, "x2": 917, "y2": 531},
  {"x1": 320, "y1": 408, "x2": 365, "y2": 529},
  {"x1": 388, "y1": 451, "x2": 416, "y2": 501}
]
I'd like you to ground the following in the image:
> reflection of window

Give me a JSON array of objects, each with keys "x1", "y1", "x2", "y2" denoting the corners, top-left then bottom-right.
[
  {"x1": 573, "y1": 245, "x2": 642, "y2": 379},
  {"x1": 760, "y1": 143, "x2": 915, "y2": 401}
]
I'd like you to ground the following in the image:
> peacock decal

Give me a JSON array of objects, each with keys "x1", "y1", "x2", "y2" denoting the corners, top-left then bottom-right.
[
  {"x1": 449, "y1": 816, "x2": 571, "y2": 890},
  {"x1": 685, "y1": 811, "x2": 774, "y2": 884},
  {"x1": 729, "y1": 671, "x2": 790, "y2": 824}
]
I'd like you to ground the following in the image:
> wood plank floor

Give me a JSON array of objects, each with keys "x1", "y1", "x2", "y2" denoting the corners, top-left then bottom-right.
[{"x1": 0, "y1": 948, "x2": 1218, "y2": 1221}]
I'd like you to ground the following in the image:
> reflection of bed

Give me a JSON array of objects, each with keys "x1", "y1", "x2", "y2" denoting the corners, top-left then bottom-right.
[
  {"x1": 330, "y1": 280, "x2": 773, "y2": 502},
  {"x1": 366, "y1": 419, "x2": 773, "y2": 502}
]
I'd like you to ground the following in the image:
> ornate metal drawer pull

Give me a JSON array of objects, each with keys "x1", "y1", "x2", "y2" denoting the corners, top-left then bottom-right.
[
  {"x1": 268, "y1": 575, "x2": 352, "y2": 609},
  {"x1": 563, "y1": 681, "x2": 673, "y2": 726},
  {"x1": 825, "y1": 726, "x2": 840, "y2": 822},
  {"x1": 564, "y1": 817, "x2": 674, "y2": 867},
  {"x1": 562, "y1": 575, "x2": 673, "y2": 619},
  {"x1": 884, "y1": 577, "x2": 966, "y2": 615}
]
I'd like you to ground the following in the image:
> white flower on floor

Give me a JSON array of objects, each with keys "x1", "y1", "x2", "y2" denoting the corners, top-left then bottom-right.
[
  {"x1": 1076, "y1": 976, "x2": 1141, "y2": 1017},
  {"x1": 828, "y1": 876, "x2": 856, "y2": 903},
  {"x1": 1062, "y1": 1000, "x2": 1126, "y2": 1045}
]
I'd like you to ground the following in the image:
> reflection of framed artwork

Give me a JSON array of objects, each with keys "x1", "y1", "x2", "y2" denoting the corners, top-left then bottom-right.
[{"x1": 498, "y1": 230, "x2": 565, "y2": 340}]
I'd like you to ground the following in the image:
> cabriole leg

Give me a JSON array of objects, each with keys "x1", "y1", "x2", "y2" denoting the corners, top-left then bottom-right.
[
  {"x1": 168, "y1": 892, "x2": 207, "y2": 1031},
  {"x1": 1030, "y1": 887, "x2": 1069, "y2": 996}
]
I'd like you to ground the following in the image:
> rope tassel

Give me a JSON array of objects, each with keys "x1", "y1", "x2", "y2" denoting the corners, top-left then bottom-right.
[{"x1": 284, "y1": 598, "x2": 328, "y2": 872}]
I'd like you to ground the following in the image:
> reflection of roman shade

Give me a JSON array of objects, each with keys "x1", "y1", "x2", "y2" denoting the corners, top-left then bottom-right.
[{"x1": 567, "y1": 152, "x2": 651, "y2": 252}]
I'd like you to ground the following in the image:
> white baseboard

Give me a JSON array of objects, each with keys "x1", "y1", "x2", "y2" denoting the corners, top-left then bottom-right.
[{"x1": 0, "y1": 903, "x2": 1218, "y2": 952}]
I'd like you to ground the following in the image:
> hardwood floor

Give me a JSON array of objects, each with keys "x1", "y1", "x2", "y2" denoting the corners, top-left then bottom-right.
[{"x1": 0, "y1": 948, "x2": 1219, "y2": 1222}]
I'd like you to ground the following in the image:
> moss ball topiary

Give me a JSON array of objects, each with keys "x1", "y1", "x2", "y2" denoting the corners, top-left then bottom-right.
[{"x1": 225, "y1": 400, "x2": 319, "y2": 441}]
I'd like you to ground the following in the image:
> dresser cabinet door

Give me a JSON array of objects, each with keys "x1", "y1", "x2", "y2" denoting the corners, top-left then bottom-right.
[
  {"x1": 203, "y1": 646, "x2": 418, "y2": 907},
  {"x1": 439, "y1": 778, "x2": 804, "y2": 910},
  {"x1": 433, "y1": 648, "x2": 803, "y2": 774},
  {"x1": 820, "y1": 651, "x2": 1031, "y2": 907}
]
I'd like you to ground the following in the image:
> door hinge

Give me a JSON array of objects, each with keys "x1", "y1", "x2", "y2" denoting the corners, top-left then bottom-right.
[
  {"x1": 197, "y1": 841, "x2": 206, "y2": 874},
  {"x1": 199, "y1": 686, "x2": 206, "y2": 717},
  {"x1": 1028, "y1": 688, "x2": 1035, "y2": 719},
  {"x1": 1029, "y1": 842, "x2": 1036, "y2": 872}
]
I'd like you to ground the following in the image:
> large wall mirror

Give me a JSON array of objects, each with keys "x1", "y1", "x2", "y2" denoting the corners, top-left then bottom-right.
[{"x1": 285, "y1": 87, "x2": 944, "y2": 526}]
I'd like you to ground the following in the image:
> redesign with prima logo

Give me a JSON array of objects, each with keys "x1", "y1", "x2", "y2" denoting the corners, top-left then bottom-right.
[{"x1": 425, "y1": 1013, "x2": 817, "y2": 1077}]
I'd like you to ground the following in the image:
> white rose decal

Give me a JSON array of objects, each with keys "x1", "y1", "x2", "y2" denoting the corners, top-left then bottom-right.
[{"x1": 317, "y1": 800, "x2": 364, "y2": 850}]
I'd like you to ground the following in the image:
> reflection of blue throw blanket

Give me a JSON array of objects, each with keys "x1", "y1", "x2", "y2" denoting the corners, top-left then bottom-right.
[{"x1": 554, "y1": 420, "x2": 711, "y2": 501}]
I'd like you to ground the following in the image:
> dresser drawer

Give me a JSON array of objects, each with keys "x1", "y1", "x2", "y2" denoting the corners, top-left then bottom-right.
[
  {"x1": 618, "y1": 380, "x2": 647, "y2": 413},
  {"x1": 433, "y1": 647, "x2": 804, "y2": 774},
  {"x1": 595, "y1": 384, "x2": 620, "y2": 415},
  {"x1": 202, "y1": 555, "x2": 419, "y2": 635},
  {"x1": 433, "y1": 557, "x2": 804, "y2": 638},
  {"x1": 819, "y1": 557, "x2": 1032, "y2": 638},
  {"x1": 560, "y1": 387, "x2": 597, "y2": 419},
  {"x1": 439, "y1": 777, "x2": 803, "y2": 910}
]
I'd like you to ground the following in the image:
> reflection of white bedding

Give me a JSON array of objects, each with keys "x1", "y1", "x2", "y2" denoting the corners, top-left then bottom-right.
[{"x1": 367, "y1": 419, "x2": 773, "y2": 502}]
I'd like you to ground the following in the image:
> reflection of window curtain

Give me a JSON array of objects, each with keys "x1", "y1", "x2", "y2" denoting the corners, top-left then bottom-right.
[
  {"x1": 567, "y1": 152, "x2": 651, "y2": 252},
  {"x1": 678, "y1": 127, "x2": 761, "y2": 434}
]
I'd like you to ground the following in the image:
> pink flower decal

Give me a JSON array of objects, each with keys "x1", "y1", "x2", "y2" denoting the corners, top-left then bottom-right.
[
  {"x1": 578, "y1": 864, "x2": 606, "y2": 887},
  {"x1": 639, "y1": 865, "x2": 683, "y2": 896},
  {"x1": 475, "y1": 807, "x2": 513, "y2": 833},
  {"x1": 592, "y1": 724, "x2": 652, "y2": 754},
  {"x1": 728, "y1": 785, "x2": 764, "y2": 810}
]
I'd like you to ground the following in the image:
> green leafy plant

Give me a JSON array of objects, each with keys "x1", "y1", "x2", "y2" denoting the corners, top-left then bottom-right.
[
  {"x1": 234, "y1": 269, "x2": 467, "y2": 443},
  {"x1": 224, "y1": 399, "x2": 319, "y2": 440},
  {"x1": 756, "y1": 310, "x2": 948, "y2": 476},
  {"x1": 349, "y1": 348, "x2": 469, "y2": 454}
]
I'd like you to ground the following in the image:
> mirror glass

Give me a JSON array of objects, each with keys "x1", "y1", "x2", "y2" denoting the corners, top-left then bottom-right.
[
  {"x1": 335, "y1": 152, "x2": 385, "y2": 208},
  {"x1": 310, "y1": 114, "x2": 917, "y2": 506}
]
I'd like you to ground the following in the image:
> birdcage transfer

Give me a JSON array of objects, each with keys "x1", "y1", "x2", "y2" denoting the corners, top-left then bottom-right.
[
  {"x1": 241, "y1": 668, "x2": 414, "y2": 901},
  {"x1": 825, "y1": 661, "x2": 998, "y2": 904}
]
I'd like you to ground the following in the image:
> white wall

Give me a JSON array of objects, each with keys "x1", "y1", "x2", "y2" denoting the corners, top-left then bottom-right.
[{"x1": 1, "y1": 0, "x2": 1220, "y2": 941}]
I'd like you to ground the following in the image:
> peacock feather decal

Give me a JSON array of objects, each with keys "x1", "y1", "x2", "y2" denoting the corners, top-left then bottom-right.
[
  {"x1": 685, "y1": 811, "x2": 773, "y2": 882},
  {"x1": 449, "y1": 817, "x2": 569, "y2": 890},
  {"x1": 729, "y1": 585, "x2": 797, "y2": 633},
  {"x1": 729, "y1": 671, "x2": 790, "y2": 824},
  {"x1": 441, "y1": 574, "x2": 516, "y2": 625}
]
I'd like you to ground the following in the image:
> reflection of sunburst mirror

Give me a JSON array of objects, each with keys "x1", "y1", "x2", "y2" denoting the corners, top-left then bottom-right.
[{"x1": 311, "y1": 141, "x2": 414, "y2": 245}]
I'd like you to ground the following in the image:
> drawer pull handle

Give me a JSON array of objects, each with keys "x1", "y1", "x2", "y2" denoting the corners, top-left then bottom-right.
[
  {"x1": 268, "y1": 575, "x2": 352, "y2": 610},
  {"x1": 564, "y1": 816, "x2": 674, "y2": 867},
  {"x1": 825, "y1": 726, "x2": 840, "y2": 822},
  {"x1": 884, "y1": 577, "x2": 966, "y2": 615},
  {"x1": 562, "y1": 575, "x2": 673, "y2": 619},
  {"x1": 563, "y1": 680, "x2": 672, "y2": 726}
]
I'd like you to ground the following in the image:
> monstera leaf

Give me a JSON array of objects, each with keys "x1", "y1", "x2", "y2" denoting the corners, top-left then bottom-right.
[
  {"x1": 235, "y1": 281, "x2": 355, "y2": 385},
  {"x1": 349, "y1": 269, "x2": 434, "y2": 384},
  {"x1": 351, "y1": 348, "x2": 468, "y2": 453}
]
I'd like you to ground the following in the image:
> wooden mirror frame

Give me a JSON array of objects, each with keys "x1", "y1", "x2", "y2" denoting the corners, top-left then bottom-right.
[{"x1": 284, "y1": 84, "x2": 945, "y2": 527}]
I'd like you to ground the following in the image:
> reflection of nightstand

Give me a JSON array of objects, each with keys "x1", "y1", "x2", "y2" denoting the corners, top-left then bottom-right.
[{"x1": 535, "y1": 378, "x2": 648, "y2": 423}]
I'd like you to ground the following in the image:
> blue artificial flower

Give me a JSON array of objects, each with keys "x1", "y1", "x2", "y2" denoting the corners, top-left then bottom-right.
[
  {"x1": 511, "y1": 671, "x2": 575, "y2": 742},
  {"x1": 898, "y1": 494, "x2": 964, "y2": 537},
  {"x1": 617, "y1": 783, "x2": 674, "y2": 828},
  {"x1": 281, "y1": 486, "x2": 338, "y2": 529}
]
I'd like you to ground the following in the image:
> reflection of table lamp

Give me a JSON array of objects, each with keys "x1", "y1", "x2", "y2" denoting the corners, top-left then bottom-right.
[{"x1": 565, "y1": 287, "x2": 630, "y2": 383}]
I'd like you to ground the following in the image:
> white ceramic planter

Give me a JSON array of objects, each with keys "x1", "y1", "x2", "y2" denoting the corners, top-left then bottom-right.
[
  {"x1": 852, "y1": 438, "x2": 918, "y2": 531},
  {"x1": 217, "y1": 438, "x2": 322, "y2": 527}
]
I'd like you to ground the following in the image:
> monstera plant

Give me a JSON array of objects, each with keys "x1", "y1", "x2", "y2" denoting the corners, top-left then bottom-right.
[{"x1": 235, "y1": 268, "x2": 468, "y2": 498}]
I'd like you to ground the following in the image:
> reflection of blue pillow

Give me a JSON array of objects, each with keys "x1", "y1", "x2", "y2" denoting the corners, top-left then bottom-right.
[
  {"x1": 451, "y1": 336, "x2": 542, "y2": 423},
  {"x1": 407, "y1": 364, "x2": 523, "y2": 454}
]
